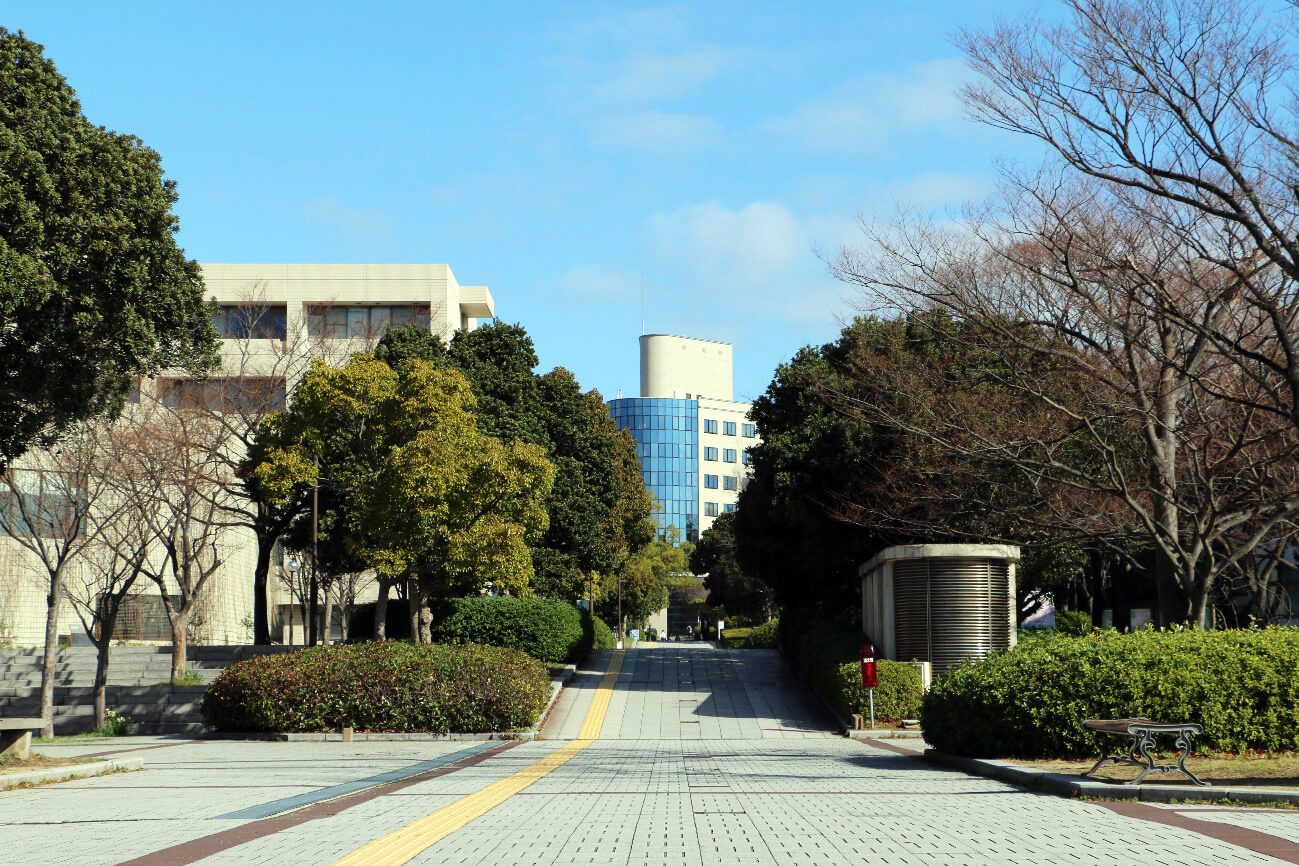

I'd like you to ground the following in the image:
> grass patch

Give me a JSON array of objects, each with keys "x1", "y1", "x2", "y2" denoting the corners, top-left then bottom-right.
[
  {"x1": 0, "y1": 752, "x2": 101, "y2": 772},
  {"x1": 545, "y1": 663, "x2": 570, "y2": 679},
  {"x1": 1011, "y1": 751, "x2": 1299, "y2": 790}
]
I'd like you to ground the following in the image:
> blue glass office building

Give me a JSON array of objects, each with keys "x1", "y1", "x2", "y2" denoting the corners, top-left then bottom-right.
[{"x1": 608, "y1": 398, "x2": 699, "y2": 543}]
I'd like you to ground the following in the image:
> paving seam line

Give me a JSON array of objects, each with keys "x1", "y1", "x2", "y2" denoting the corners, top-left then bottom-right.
[{"x1": 331, "y1": 648, "x2": 627, "y2": 866}]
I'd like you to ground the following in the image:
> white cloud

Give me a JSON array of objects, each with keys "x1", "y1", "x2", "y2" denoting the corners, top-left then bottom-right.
[
  {"x1": 590, "y1": 46, "x2": 735, "y2": 106},
  {"x1": 759, "y1": 58, "x2": 969, "y2": 153},
  {"x1": 592, "y1": 111, "x2": 725, "y2": 151},
  {"x1": 300, "y1": 196, "x2": 396, "y2": 243},
  {"x1": 649, "y1": 201, "x2": 807, "y2": 287},
  {"x1": 557, "y1": 265, "x2": 640, "y2": 301},
  {"x1": 887, "y1": 170, "x2": 991, "y2": 209}
]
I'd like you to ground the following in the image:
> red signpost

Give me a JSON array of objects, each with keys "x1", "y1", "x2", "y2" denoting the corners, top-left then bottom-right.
[{"x1": 860, "y1": 643, "x2": 877, "y2": 729}]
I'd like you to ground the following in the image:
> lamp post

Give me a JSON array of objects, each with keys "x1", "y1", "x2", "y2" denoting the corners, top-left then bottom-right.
[{"x1": 286, "y1": 554, "x2": 302, "y2": 645}]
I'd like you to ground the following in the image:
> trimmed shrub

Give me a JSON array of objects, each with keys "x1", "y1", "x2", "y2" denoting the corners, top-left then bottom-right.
[
  {"x1": 922, "y1": 627, "x2": 1299, "y2": 758},
  {"x1": 723, "y1": 619, "x2": 779, "y2": 649},
  {"x1": 833, "y1": 660, "x2": 923, "y2": 722},
  {"x1": 1054, "y1": 609, "x2": 1093, "y2": 636},
  {"x1": 430, "y1": 597, "x2": 591, "y2": 663},
  {"x1": 203, "y1": 642, "x2": 549, "y2": 733},
  {"x1": 587, "y1": 612, "x2": 616, "y2": 650}
]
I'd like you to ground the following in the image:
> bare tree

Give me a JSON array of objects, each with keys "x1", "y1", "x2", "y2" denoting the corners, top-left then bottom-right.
[
  {"x1": 65, "y1": 499, "x2": 153, "y2": 729},
  {"x1": 111, "y1": 399, "x2": 235, "y2": 682},
  {"x1": 0, "y1": 425, "x2": 115, "y2": 737}
]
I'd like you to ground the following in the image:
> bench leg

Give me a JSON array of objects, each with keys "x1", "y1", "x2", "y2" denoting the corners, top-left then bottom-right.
[
  {"x1": 0, "y1": 729, "x2": 31, "y2": 761},
  {"x1": 1174, "y1": 730, "x2": 1207, "y2": 787}
]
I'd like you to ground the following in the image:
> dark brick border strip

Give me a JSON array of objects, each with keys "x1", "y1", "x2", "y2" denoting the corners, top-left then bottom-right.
[
  {"x1": 1099, "y1": 801, "x2": 1299, "y2": 863},
  {"x1": 115, "y1": 740, "x2": 522, "y2": 866}
]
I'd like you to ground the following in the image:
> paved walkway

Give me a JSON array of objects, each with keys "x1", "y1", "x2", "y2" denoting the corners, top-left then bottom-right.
[{"x1": 2, "y1": 642, "x2": 1298, "y2": 864}]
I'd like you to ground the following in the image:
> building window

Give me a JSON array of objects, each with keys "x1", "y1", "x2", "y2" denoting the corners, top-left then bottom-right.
[
  {"x1": 703, "y1": 419, "x2": 718, "y2": 434},
  {"x1": 723, "y1": 476, "x2": 739, "y2": 491},
  {"x1": 741, "y1": 449, "x2": 750, "y2": 466},
  {"x1": 742, "y1": 423, "x2": 756, "y2": 438},
  {"x1": 704, "y1": 447, "x2": 718, "y2": 461},
  {"x1": 158, "y1": 378, "x2": 286, "y2": 413},
  {"x1": 212, "y1": 304, "x2": 287, "y2": 340},
  {"x1": 704, "y1": 474, "x2": 718, "y2": 489},
  {"x1": 306, "y1": 304, "x2": 431, "y2": 339},
  {"x1": 704, "y1": 502, "x2": 719, "y2": 517},
  {"x1": 723, "y1": 448, "x2": 737, "y2": 463},
  {"x1": 723, "y1": 421, "x2": 736, "y2": 436},
  {"x1": 724, "y1": 503, "x2": 737, "y2": 513}
]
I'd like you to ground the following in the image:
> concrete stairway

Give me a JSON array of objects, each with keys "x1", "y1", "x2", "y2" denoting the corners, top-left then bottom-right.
[{"x1": 0, "y1": 645, "x2": 295, "y2": 734}]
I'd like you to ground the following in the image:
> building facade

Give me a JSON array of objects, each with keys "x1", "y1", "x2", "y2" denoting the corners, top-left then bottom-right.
[
  {"x1": 0, "y1": 264, "x2": 494, "y2": 648},
  {"x1": 609, "y1": 335, "x2": 758, "y2": 543}
]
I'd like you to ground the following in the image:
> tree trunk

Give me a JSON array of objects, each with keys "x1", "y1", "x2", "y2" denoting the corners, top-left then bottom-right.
[
  {"x1": 407, "y1": 576, "x2": 420, "y2": 643},
  {"x1": 39, "y1": 569, "x2": 65, "y2": 739},
  {"x1": 1088, "y1": 549, "x2": 1107, "y2": 628},
  {"x1": 92, "y1": 634, "x2": 112, "y2": 731},
  {"x1": 1113, "y1": 560, "x2": 1133, "y2": 632},
  {"x1": 322, "y1": 587, "x2": 334, "y2": 646},
  {"x1": 374, "y1": 577, "x2": 390, "y2": 641},
  {"x1": 252, "y1": 530, "x2": 275, "y2": 645},
  {"x1": 170, "y1": 609, "x2": 190, "y2": 683}
]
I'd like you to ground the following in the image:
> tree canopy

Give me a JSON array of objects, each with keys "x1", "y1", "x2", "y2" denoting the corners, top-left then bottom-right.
[
  {"x1": 375, "y1": 321, "x2": 655, "y2": 599},
  {"x1": 249, "y1": 355, "x2": 554, "y2": 596},
  {"x1": 0, "y1": 29, "x2": 216, "y2": 467}
]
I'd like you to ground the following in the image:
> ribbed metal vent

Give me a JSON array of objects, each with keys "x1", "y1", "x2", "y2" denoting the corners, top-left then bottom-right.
[
  {"x1": 891, "y1": 558, "x2": 1012, "y2": 674},
  {"x1": 893, "y1": 560, "x2": 930, "y2": 664}
]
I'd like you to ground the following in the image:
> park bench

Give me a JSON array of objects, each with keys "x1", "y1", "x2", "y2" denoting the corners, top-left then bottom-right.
[
  {"x1": 0, "y1": 717, "x2": 46, "y2": 761},
  {"x1": 1082, "y1": 718, "x2": 1206, "y2": 786}
]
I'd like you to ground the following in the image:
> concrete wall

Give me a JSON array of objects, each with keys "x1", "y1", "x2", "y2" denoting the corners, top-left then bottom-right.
[{"x1": 641, "y1": 335, "x2": 733, "y2": 401}]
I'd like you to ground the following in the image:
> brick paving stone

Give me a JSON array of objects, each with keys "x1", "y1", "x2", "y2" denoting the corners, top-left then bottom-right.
[{"x1": 2, "y1": 644, "x2": 1295, "y2": 865}]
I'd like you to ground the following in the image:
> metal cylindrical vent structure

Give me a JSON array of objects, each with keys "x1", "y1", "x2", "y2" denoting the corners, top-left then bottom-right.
[{"x1": 861, "y1": 545, "x2": 1018, "y2": 676}]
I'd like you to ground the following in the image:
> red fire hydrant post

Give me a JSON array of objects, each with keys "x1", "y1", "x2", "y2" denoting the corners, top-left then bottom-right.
[{"x1": 860, "y1": 643, "x2": 877, "y2": 729}]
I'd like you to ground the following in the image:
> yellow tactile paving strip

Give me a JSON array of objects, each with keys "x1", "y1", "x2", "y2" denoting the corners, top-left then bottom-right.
[{"x1": 330, "y1": 649, "x2": 626, "y2": 866}]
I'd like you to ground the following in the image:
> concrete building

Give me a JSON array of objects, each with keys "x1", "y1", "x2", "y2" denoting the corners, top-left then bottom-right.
[
  {"x1": 0, "y1": 264, "x2": 494, "y2": 648},
  {"x1": 609, "y1": 335, "x2": 758, "y2": 543}
]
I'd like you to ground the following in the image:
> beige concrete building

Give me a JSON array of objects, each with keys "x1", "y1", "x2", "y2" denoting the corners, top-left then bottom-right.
[{"x1": 0, "y1": 264, "x2": 495, "y2": 648}]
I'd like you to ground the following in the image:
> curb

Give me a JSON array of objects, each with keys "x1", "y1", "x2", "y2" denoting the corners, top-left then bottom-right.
[
  {"x1": 919, "y1": 749, "x2": 1299, "y2": 806},
  {"x1": 846, "y1": 728, "x2": 925, "y2": 740},
  {"x1": 0, "y1": 757, "x2": 144, "y2": 789}
]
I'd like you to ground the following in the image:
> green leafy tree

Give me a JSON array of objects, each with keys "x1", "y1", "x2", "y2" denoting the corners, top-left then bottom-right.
[
  {"x1": 0, "y1": 29, "x2": 217, "y2": 468},
  {"x1": 600, "y1": 527, "x2": 692, "y2": 633},
  {"x1": 691, "y1": 512, "x2": 772, "y2": 622},
  {"x1": 248, "y1": 355, "x2": 555, "y2": 635},
  {"x1": 376, "y1": 321, "x2": 655, "y2": 600}
]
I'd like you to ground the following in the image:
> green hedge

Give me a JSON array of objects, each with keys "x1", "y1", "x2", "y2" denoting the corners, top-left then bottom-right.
[
  {"x1": 203, "y1": 642, "x2": 549, "y2": 733},
  {"x1": 779, "y1": 621, "x2": 921, "y2": 724},
  {"x1": 588, "y1": 612, "x2": 616, "y2": 650},
  {"x1": 430, "y1": 597, "x2": 599, "y2": 663},
  {"x1": 922, "y1": 627, "x2": 1299, "y2": 757},
  {"x1": 833, "y1": 660, "x2": 923, "y2": 723},
  {"x1": 722, "y1": 619, "x2": 779, "y2": 648}
]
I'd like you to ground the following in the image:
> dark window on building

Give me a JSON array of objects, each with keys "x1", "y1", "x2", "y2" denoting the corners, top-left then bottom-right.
[
  {"x1": 704, "y1": 447, "x2": 718, "y2": 461},
  {"x1": 212, "y1": 305, "x2": 287, "y2": 340},
  {"x1": 742, "y1": 423, "x2": 755, "y2": 438},
  {"x1": 723, "y1": 448, "x2": 737, "y2": 463},
  {"x1": 723, "y1": 421, "x2": 736, "y2": 436},
  {"x1": 704, "y1": 502, "x2": 719, "y2": 516},
  {"x1": 704, "y1": 475, "x2": 718, "y2": 489},
  {"x1": 723, "y1": 476, "x2": 739, "y2": 491},
  {"x1": 703, "y1": 419, "x2": 718, "y2": 434},
  {"x1": 306, "y1": 304, "x2": 431, "y2": 339}
]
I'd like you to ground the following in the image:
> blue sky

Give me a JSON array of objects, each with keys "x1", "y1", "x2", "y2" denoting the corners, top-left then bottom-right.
[{"x1": 14, "y1": 1, "x2": 1047, "y2": 403}]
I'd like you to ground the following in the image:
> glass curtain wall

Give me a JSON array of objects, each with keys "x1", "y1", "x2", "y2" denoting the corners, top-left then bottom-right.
[{"x1": 609, "y1": 397, "x2": 699, "y2": 543}]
